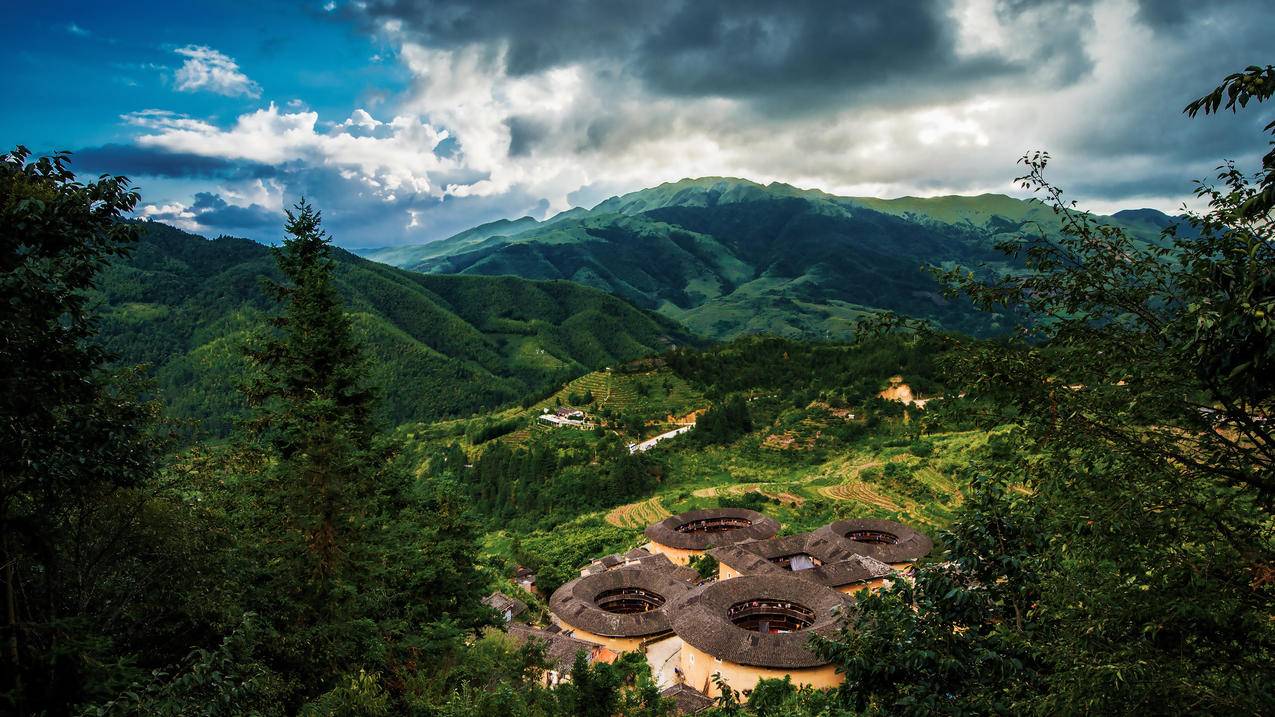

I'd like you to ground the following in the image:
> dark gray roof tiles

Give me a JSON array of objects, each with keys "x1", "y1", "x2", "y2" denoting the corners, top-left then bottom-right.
[
  {"x1": 549, "y1": 567, "x2": 694, "y2": 638},
  {"x1": 482, "y1": 591, "x2": 529, "y2": 618},
  {"x1": 644, "y1": 508, "x2": 780, "y2": 551},
  {"x1": 506, "y1": 623, "x2": 600, "y2": 672},
  {"x1": 582, "y1": 551, "x2": 702, "y2": 585},
  {"x1": 708, "y1": 531, "x2": 895, "y2": 588},
  {"x1": 813, "y1": 518, "x2": 933, "y2": 564},
  {"x1": 667, "y1": 574, "x2": 851, "y2": 669},
  {"x1": 660, "y1": 683, "x2": 714, "y2": 714}
]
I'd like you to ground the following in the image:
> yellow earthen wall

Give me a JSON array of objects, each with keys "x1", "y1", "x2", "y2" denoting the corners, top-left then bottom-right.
[
  {"x1": 678, "y1": 642, "x2": 842, "y2": 700},
  {"x1": 649, "y1": 542, "x2": 702, "y2": 565},
  {"x1": 555, "y1": 620, "x2": 649, "y2": 654},
  {"x1": 836, "y1": 577, "x2": 889, "y2": 595},
  {"x1": 717, "y1": 563, "x2": 742, "y2": 580}
]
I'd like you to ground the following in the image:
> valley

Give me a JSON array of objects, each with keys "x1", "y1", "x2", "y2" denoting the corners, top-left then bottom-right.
[
  {"x1": 392, "y1": 334, "x2": 985, "y2": 600},
  {"x1": 96, "y1": 221, "x2": 694, "y2": 437},
  {"x1": 6, "y1": 3, "x2": 1271, "y2": 712}
]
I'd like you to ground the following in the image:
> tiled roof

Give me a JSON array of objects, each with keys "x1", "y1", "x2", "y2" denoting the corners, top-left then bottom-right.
[
  {"x1": 667, "y1": 574, "x2": 850, "y2": 669},
  {"x1": 583, "y1": 551, "x2": 701, "y2": 585},
  {"x1": 660, "y1": 683, "x2": 714, "y2": 714},
  {"x1": 813, "y1": 518, "x2": 933, "y2": 564},
  {"x1": 708, "y1": 531, "x2": 894, "y2": 588},
  {"x1": 549, "y1": 567, "x2": 694, "y2": 638},
  {"x1": 644, "y1": 508, "x2": 780, "y2": 551},
  {"x1": 624, "y1": 546, "x2": 652, "y2": 560},
  {"x1": 482, "y1": 591, "x2": 528, "y2": 619},
  {"x1": 506, "y1": 623, "x2": 599, "y2": 673}
]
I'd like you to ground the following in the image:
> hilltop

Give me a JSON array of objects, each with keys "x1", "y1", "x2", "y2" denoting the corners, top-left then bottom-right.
[
  {"x1": 95, "y1": 221, "x2": 695, "y2": 437},
  {"x1": 361, "y1": 178, "x2": 1179, "y2": 340}
]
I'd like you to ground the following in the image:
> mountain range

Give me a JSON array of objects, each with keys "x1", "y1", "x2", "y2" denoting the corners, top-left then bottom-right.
[
  {"x1": 97, "y1": 222, "x2": 692, "y2": 437},
  {"x1": 100, "y1": 179, "x2": 1181, "y2": 436},
  {"x1": 360, "y1": 178, "x2": 1176, "y2": 340}
]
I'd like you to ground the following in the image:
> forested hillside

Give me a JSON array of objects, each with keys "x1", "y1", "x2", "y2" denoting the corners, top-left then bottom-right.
[
  {"x1": 363, "y1": 180, "x2": 1175, "y2": 340},
  {"x1": 3, "y1": 61, "x2": 1272, "y2": 717},
  {"x1": 95, "y1": 222, "x2": 694, "y2": 436}
]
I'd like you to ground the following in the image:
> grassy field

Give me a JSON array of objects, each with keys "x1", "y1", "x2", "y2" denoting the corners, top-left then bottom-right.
[
  {"x1": 395, "y1": 364, "x2": 708, "y2": 454},
  {"x1": 398, "y1": 363, "x2": 996, "y2": 582},
  {"x1": 525, "y1": 425, "x2": 982, "y2": 572}
]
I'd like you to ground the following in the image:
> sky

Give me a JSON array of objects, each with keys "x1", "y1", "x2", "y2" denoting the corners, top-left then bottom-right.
[{"x1": 3, "y1": 0, "x2": 1271, "y2": 248}]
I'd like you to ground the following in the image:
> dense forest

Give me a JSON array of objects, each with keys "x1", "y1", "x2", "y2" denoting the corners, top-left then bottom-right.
[
  {"x1": 95, "y1": 221, "x2": 693, "y2": 438},
  {"x1": 1, "y1": 65, "x2": 1272, "y2": 716},
  {"x1": 365, "y1": 176, "x2": 1180, "y2": 342}
]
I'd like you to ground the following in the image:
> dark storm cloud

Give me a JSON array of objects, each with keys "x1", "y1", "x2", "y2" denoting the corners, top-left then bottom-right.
[
  {"x1": 123, "y1": 0, "x2": 1274, "y2": 248},
  {"x1": 506, "y1": 116, "x2": 547, "y2": 157},
  {"x1": 72, "y1": 143, "x2": 275, "y2": 180},
  {"x1": 351, "y1": 0, "x2": 1053, "y2": 110},
  {"x1": 1128, "y1": 0, "x2": 1254, "y2": 30},
  {"x1": 190, "y1": 192, "x2": 280, "y2": 231},
  {"x1": 631, "y1": 1, "x2": 1001, "y2": 101}
]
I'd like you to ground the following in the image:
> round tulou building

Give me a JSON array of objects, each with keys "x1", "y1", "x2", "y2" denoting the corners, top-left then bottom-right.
[
  {"x1": 548, "y1": 567, "x2": 695, "y2": 652},
  {"x1": 814, "y1": 518, "x2": 934, "y2": 570},
  {"x1": 644, "y1": 508, "x2": 780, "y2": 564},
  {"x1": 708, "y1": 531, "x2": 896, "y2": 594},
  {"x1": 541, "y1": 509, "x2": 932, "y2": 703},
  {"x1": 668, "y1": 573, "x2": 850, "y2": 698}
]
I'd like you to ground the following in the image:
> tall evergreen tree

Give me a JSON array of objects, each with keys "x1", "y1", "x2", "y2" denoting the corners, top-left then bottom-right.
[
  {"x1": 233, "y1": 200, "x2": 488, "y2": 710},
  {"x1": 245, "y1": 199, "x2": 373, "y2": 590}
]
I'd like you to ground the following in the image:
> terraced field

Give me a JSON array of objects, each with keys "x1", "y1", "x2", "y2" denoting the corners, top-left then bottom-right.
[
  {"x1": 817, "y1": 481, "x2": 903, "y2": 511},
  {"x1": 605, "y1": 497, "x2": 672, "y2": 528},
  {"x1": 691, "y1": 482, "x2": 807, "y2": 505}
]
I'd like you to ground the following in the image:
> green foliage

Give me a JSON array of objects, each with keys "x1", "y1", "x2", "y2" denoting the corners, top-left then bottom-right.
[
  {"x1": 0, "y1": 146, "x2": 188, "y2": 712},
  {"x1": 466, "y1": 417, "x2": 522, "y2": 445},
  {"x1": 244, "y1": 199, "x2": 375, "y2": 586},
  {"x1": 693, "y1": 395, "x2": 752, "y2": 445},
  {"x1": 667, "y1": 334, "x2": 950, "y2": 403},
  {"x1": 79, "y1": 615, "x2": 279, "y2": 717},
  {"x1": 827, "y1": 66, "x2": 1275, "y2": 714},
  {"x1": 714, "y1": 491, "x2": 776, "y2": 512},
  {"x1": 465, "y1": 438, "x2": 664, "y2": 529},
  {"x1": 512, "y1": 516, "x2": 634, "y2": 596},
  {"x1": 688, "y1": 552, "x2": 718, "y2": 581},
  {"x1": 377, "y1": 178, "x2": 1180, "y2": 340},
  {"x1": 1183, "y1": 64, "x2": 1274, "y2": 219},
  {"x1": 298, "y1": 670, "x2": 389, "y2": 717},
  {"x1": 815, "y1": 473, "x2": 1045, "y2": 715},
  {"x1": 95, "y1": 221, "x2": 693, "y2": 438},
  {"x1": 908, "y1": 439, "x2": 934, "y2": 457}
]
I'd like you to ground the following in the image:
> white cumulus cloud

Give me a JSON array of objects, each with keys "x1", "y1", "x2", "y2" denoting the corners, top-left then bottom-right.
[
  {"x1": 172, "y1": 45, "x2": 261, "y2": 98},
  {"x1": 133, "y1": 104, "x2": 452, "y2": 200}
]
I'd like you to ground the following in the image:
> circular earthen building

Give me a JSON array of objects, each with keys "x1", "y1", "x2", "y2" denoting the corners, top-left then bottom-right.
[
  {"x1": 549, "y1": 567, "x2": 695, "y2": 652},
  {"x1": 644, "y1": 508, "x2": 780, "y2": 564},
  {"x1": 667, "y1": 573, "x2": 850, "y2": 697}
]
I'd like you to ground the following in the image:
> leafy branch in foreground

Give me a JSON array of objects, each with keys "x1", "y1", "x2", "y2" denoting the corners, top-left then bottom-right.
[{"x1": 822, "y1": 66, "x2": 1275, "y2": 715}]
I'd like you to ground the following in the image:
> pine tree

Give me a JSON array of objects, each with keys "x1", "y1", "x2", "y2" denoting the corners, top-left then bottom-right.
[
  {"x1": 246, "y1": 199, "x2": 373, "y2": 589},
  {"x1": 234, "y1": 200, "x2": 489, "y2": 708}
]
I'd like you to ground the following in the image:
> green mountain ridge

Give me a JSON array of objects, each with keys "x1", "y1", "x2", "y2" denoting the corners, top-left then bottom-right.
[
  {"x1": 362, "y1": 178, "x2": 1176, "y2": 339},
  {"x1": 97, "y1": 221, "x2": 695, "y2": 437}
]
